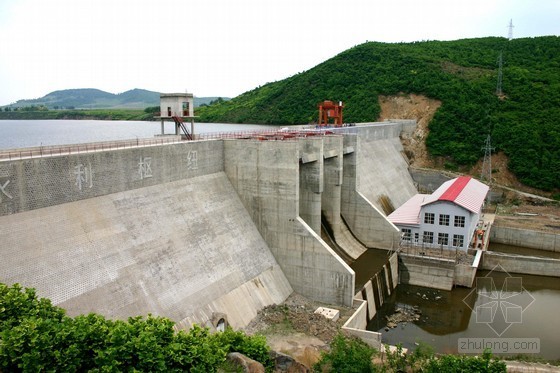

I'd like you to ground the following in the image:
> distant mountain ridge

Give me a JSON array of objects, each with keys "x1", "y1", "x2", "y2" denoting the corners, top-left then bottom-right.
[{"x1": 6, "y1": 88, "x2": 228, "y2": 109}]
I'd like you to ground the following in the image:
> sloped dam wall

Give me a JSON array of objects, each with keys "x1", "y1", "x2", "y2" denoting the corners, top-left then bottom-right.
[{"x1": 0, "y1": 120, "x2": 416, "y2": 329}]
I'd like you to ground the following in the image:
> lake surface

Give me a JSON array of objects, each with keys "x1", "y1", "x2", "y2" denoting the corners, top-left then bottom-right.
[{"x1": 0, "y1": 120, "x2": 281, "y2": 149}]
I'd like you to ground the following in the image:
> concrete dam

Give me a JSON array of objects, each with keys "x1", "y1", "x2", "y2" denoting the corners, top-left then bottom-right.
[{"x1": 0, "y1": 121, "x2": 417, "y2": 330}]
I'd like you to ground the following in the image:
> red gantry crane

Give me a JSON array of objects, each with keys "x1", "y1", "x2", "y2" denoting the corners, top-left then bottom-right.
[{"x1": 318, "y1": 100, "x2": 344, "y2": 127}]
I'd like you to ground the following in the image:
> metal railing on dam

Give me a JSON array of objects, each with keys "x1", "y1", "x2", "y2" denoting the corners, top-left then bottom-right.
[
  {"x1": 0, "y1": 136, "x2": 183, "y2": 161},
  {"x1": 0, "y1": 128, "x2": 341, "y2": 161}
]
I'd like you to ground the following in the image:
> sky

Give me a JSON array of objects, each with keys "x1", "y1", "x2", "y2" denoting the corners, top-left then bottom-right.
[{"x1": 0, "y1": 0, "x2": 558, "y2": 106}]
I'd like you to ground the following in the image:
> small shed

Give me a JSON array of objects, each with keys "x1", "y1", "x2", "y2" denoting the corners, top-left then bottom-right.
[
  {"x1": 160, "y1": 93, "x2": 194, "y2": 118},
  {"x1": 157, "y1": 93, "x2": 197, "y2": 138}
]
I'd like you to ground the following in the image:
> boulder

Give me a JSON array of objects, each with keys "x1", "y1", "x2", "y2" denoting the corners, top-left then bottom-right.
[
  {"x1": 269, "y1": 350, "x2": 310, "y2": 373},
  {"x1": 225, "y1": 352, "x2": 265, "y2": 373}
]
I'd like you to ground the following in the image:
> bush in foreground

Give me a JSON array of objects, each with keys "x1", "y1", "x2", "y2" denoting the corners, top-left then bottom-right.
[{"x1": 0, "y1": 283, "x2": 271, "y2": 372}]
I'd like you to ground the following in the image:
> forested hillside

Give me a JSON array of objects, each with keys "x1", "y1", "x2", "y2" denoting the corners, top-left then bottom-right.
[{"x1": 197, "y1": 37, "x2": 559, "y2": 191}]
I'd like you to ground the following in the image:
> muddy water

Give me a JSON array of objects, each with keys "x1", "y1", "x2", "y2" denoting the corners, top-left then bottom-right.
[{"x1": 355, "y1": 248, "x2": 560, "y2": 360}]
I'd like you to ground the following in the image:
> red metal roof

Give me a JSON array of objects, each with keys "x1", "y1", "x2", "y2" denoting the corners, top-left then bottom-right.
[
  {"x1": 388, "y1": 177, "x2": 489, "y2": 226},
  {"x1": 439, "y1": 176, "x2": 471, "y2": 201},
  {"x1": 422, "y1": 176, "x2": 489, "y2": 213}
]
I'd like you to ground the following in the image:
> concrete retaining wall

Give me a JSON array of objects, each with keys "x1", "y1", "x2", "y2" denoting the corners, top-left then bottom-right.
[
  {"x1": 343, "y1": 299, "x2": 368, "y2": 330},
  {"x1": 398, "y1": 254, "x2": 455, "y2": 290},
  {"x1": 490, "y1": 226, "x2": 560, "y2": 252},
  {"x1": 481, "y1": 251, "x2": 560, "y2": 277},
  {"x1": 454, "y1": 264, "x2": 478, "y2": 287},
  {"x1": 341, "y1": 299, "x2": 382, "y2": 349},
  {"x1": 224, "y1": 139, "x2": 355, "y2": 307},
  {"x1": 342, "y1": 252, "x2": 398, "y2": 349}
]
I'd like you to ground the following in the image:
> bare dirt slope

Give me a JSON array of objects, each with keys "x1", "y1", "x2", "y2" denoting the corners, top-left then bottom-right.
[
  {"x1": 379, "y1": 94, "x2": 441, "y2": 168},
  {"x1": 242, "y1": 293, "x2": 356, "y2": 369},
  {"x1": 378, "y1": 93, "x2": 559, "y2": 232},
  {"x1": 379, "y1": 93, "x2": 548, "y2": 195}
]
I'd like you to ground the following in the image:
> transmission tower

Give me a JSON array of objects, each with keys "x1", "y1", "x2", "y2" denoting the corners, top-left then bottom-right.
[
  {"x1": 508, "y1": 19, "x2": 514, "y2": 40},
  {"x1": 496, "y1": 51, "x2": 503, "y2": 96},
  {"x1": 481, "y1": 134, "x2": 495, "y2": 184}
]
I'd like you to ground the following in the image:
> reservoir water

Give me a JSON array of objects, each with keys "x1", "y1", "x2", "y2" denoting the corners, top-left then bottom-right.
[{"x1": 0, "y1": 120, "x2": 279, "y2": 150}]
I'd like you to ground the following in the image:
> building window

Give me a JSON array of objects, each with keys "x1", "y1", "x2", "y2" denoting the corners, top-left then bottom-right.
[
  {"x1": 439, "y1": 214, "x2": 450, "y2": 226},
  {"x1": 401, "y1": 228, "x2": 412, "y2": 241},
  {"x1": 424, "y1": 212, "x2": 435, "y2": 224},
  {"x1": 453, "y1": 234, "x2": 464, "y2": 247},
  {"x1": 423, "y1": 231, "x2": 434, "y2": 244},
  {"x1": 454, "y1": 216, "x2": 465, "y2": 227},
  {"x1": 438, "y1": 233, "x2": 449, "y2": 246}
]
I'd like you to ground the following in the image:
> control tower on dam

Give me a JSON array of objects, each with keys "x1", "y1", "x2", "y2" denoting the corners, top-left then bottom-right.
[{"x1": 0, "y1": 120, "x2": 417, "y2": 330}]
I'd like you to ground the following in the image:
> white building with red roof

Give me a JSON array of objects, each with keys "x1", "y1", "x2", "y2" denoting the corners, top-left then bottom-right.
[{"x1": 388, "y1": 176, "x2": 489, "y2": 251}]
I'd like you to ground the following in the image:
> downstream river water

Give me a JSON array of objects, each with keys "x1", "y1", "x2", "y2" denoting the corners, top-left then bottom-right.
[
  {"x1": 0, "y1": 120, "x2": 279, "y2": 149},
  {"x1": 353, "y1": 247, "x2": 560, "y2": 360}
]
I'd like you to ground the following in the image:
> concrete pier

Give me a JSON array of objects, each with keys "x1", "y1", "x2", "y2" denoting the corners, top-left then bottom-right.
[{"x1": 224, "y1": 138, "x2": 355, "y2": 307}]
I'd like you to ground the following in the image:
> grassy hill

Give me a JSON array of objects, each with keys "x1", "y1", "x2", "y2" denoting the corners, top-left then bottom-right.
[
  {"x1": 4, "y1": 89, "x2": 229, "y2": 109},
  {"x1": 197, "y1": 36, "x2": 560, "y2": 191}
]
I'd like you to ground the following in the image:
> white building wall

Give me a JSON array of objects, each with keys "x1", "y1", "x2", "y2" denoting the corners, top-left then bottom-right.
[{"x1": 417, "y1": 202, "x2": 478, "y2": 251}]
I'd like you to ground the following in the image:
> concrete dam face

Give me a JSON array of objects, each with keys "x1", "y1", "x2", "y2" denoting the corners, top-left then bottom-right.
[{"x1": 0, "y1": 121, "x2": 416, "y2": 330}]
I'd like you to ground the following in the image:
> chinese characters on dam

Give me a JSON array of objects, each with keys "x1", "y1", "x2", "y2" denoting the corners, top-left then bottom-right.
[
  {"x1": 0, "y1": 179, "x2": 12, "y2": 201},
  {"x1": 70, "y1": 151, "x2": 199, "y2": 192},
  {"x1": 0, "y1": 140, "x2": 222, "y2": 217},
  {"x1": 74, "y1": 163, "x2": 93, "y2": 191},
  {"x1": 187, "y1": 150, "x2": 198, "y2": 170},
  {"x1": 138, "y1": 157, "x2": 153, "y2": 180}
]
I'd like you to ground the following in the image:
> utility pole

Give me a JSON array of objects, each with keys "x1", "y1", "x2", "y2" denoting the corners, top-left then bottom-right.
[
  {"x1": 508, "y1": 19, "x2": 514, "y2": 40},
  {"x1": 481, "y1": 134, "x2": 495, "y2": 204},
  {"x1": 481, "y1": 134, "x2": 495, "y2": 183},
  {"x1": 496, "y1": 51, "x2": 503, "y2": 97}
]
